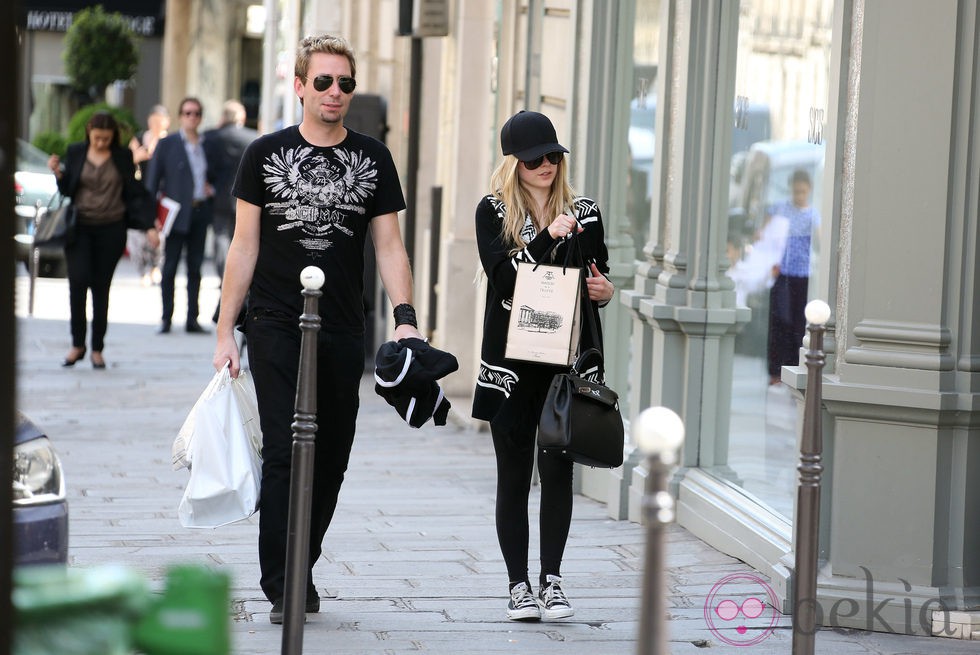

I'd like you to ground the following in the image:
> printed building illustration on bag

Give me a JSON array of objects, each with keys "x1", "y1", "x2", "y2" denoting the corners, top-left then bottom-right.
[{"x1": 515, "y1": 305, "x2": 563, "y2": 333}]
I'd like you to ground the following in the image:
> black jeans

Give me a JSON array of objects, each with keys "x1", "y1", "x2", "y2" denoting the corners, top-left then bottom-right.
[
  {"x1": 161, "y1": 203, "x2": 210, "y2": 324},
  {"x1": 64, "y1": 220, "x2": 127, "y2": 351},
  {"x1": 490, "y1": 369, "x2": 574, "y2": 588},
  {"x1": 245, "y1": 310, "x2": 365, "y2": 602}
]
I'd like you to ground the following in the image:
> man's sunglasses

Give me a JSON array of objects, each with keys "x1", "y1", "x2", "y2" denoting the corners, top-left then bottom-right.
[
  {"x1": 311, "y1": 75, "x2": 356, "y2": 94},
  {"x1": 523, "y1": 152, "x2": 563, "y2": 170}
]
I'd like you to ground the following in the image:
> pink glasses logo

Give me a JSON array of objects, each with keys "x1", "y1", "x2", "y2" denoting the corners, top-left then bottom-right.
[{"x1": 704, "y1": 573, "x2": 780, "y2": 646}]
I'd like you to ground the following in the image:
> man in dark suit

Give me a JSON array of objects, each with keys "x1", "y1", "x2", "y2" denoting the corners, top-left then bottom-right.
[
  {"x1": 203, "y1": 100, "x2": 258, "y2": 319},
  {"x1": 145, "y1": 97, "x2": 214, "y2": 334}
]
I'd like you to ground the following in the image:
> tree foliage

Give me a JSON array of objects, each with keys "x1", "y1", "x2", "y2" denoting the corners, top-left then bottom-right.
[
  {"x1": 63, "y1": 6, "x2": 140, "y2": 99},
  {"x1": 32, "y1": 131, "x2": 68, "y2": 159}
]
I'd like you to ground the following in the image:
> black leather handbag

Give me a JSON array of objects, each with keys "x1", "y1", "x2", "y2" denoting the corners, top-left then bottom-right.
[
  {"x1": 538, "y1": 347, "x2": 625, "y2": 468},
  {"x1": 33, "y1": 193, "x2": 76, "y2": 248},
  {"x1": 537, "y1": 235, "x2": 624, "y2": 468}
]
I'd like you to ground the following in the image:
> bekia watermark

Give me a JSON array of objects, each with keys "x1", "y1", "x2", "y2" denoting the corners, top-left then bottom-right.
[
  {"x1": 704, "y1": 568, "x2": 955, "y2": 646},
  {"x1": 704, "y1": 573, "x2": 780, "y2": 646}
]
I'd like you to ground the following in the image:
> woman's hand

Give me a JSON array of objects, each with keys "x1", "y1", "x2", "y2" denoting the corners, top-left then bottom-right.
[
  {"x1": 547, "y1": 213, "x2": 582, "y2": 240},
  {"x1": 146, "y1": 228, "x2": 161, "y2": 250},
  {"x1": 47, "y1": 154, "x2": 62, "y2": 179},
  {"x1": 586, "y1": 263, "x2": 614, "y2": 303}
]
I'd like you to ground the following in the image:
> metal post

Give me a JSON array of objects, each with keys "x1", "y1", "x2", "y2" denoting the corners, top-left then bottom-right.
[
  {"x1": 281, "y1": 267, "x2": 324, "y2": 655},
  {"x1": 634, "y1": 407, "x2": 685, "y2": 655},
  {"x1": 28, "y1": 201, "x2": 42, "y2": 317},
  {"x1": 791, "y1": 300, "x2": 831, "y2": 655}
]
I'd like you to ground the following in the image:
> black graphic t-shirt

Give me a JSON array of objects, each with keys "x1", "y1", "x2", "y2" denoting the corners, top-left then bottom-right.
[{"x1": 233, "y1": 126, "x2": 405, "y2": 331}]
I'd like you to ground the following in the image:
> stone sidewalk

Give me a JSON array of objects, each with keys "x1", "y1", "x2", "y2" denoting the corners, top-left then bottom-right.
[{"x1": 12, "y1": 259, "x2": 975, "y2": 654}]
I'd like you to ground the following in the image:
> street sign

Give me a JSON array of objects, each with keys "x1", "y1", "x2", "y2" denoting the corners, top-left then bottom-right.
[{"x1": 413, "y1": 0, "x2": 449, "y2": 37}]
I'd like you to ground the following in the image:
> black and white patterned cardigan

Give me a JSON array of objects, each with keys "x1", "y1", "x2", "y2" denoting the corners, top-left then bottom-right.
[{"x1": 471, "y1": 194, "x2": 610, "y2": 423}]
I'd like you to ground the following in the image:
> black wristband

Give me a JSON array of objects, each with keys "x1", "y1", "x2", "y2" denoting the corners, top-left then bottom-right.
[{"x1": 393, "y1": 303, "x2": 418, "y2": 328}]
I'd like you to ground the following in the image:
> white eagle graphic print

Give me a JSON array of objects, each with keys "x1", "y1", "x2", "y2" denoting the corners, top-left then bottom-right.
[{"x1": 261, "y1": 145, "x2": 378, "y2": 250}]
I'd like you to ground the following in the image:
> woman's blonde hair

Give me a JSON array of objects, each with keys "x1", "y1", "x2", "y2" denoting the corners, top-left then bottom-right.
[{"x1": 489, "y1": 155, "x2": 576, "y2": 253}]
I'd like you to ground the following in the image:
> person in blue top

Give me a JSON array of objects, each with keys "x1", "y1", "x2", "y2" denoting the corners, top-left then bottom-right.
[{"x1": 767, "y1": 169, "x2": 819, "y2": 385}]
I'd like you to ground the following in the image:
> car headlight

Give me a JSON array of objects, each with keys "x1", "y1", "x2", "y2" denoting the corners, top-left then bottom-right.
[{"x1": 13, "y1": 437, "x2": 66, "y2": 505}]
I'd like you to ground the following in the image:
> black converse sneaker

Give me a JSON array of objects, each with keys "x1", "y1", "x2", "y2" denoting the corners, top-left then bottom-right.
[
  {"x1": 506, "y1": 581, "x2": 542, "y2": 621},
  {"x1": 538, "y1": 575, "x2": 574, "y2": 619}
]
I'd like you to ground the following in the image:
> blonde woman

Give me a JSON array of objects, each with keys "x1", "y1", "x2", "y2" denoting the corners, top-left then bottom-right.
[{"x1": 472, "y1": 110, "x2": 615, "y2": 621}]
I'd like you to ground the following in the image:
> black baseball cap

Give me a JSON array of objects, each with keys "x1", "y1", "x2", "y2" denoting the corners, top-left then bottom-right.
[{"x1": 500, "y1": 110, "x2": 569, "y2": 161}]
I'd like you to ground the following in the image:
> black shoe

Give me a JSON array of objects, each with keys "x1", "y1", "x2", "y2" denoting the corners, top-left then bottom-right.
[
  {"x1": 157, "y1": 321, "x2": 171, "y2": 334},
  {"x1": 62, "y1": 347, "x2": 86, "y2": 367},
  {"x1": 269, "y1": 598, "x2": 312, "y2": 625},
  {"x1": 185, "y1": 321, "x2": 210, "y2": 334}
]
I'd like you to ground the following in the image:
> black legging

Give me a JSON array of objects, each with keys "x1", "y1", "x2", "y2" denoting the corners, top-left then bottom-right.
[
  {"x1": 64, "y1": 220, "x2": 127, "y2": 352},
  {"x1": 490, "y1": 374, "x2": 574, "y2": 588}
]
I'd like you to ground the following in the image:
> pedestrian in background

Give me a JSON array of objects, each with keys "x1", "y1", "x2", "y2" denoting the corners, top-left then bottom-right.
[
  {"x1": 144, "y1": 97, "x2": 213, "y2": 334},
  {"x1": 47, "y1": 111, "x2": 160, "y2": 369},
  {"x1": 766, "y1": 169, "x2": 819, "y2": 385},
  {"x1": 472, "y1": 110, "x2": 614, "y2": 621},
  {"x1": 128, "y1": 103, "x2": 169, "y2": 287},
  {"x1": 203, "y1": 99, "x2": 258, "y2": 323},
  {"x1": 211, "y1": 34, "x2": 423, "y2": 625}
]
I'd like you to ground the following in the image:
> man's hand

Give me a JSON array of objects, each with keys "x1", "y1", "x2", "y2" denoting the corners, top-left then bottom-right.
[
  {"x1": 394, "y1": 324, "x2": 424, "y2": 342},
  {"x1": 213, "y1": 334, "x2": 241, "y2": 378}
]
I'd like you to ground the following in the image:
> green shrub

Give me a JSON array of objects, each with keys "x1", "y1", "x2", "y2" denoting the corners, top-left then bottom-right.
[
  {"x1": 67, "y1": 104, "x2": 139, "y2": 147},
  {"x1": 32, "y1": 131, "x2": 68, "y2": 159}
]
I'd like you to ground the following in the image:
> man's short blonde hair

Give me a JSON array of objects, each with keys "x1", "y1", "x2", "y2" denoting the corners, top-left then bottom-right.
[{"x1": 295, "y1": 34, "x2": 357, "y2": 82}]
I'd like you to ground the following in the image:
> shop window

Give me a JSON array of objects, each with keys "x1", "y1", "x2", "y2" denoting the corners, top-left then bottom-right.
[{"x1": 715, "y1": 0, "x2": 833, "y2": 518}]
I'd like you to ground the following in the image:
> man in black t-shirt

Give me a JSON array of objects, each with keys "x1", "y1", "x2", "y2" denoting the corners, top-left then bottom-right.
[{"x1": 212, "y1": 34, "x2": 423, "y2": 625}]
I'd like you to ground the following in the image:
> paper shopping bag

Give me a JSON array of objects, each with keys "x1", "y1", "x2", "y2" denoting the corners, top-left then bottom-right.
[{"x1": 505, "y1": 261, "x2": 582, "y2": 366}]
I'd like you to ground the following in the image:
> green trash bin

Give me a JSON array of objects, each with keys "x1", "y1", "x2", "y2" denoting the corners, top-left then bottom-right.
[
  {"x1": 14, "y1": 563, "x2": 230, "y2": 655},
  {"x1": 13, "y1": 564, "x2": 151, "y2": 655},
  {"x1": 134, "y1": 564, "x2": 231, "y2": 655}
]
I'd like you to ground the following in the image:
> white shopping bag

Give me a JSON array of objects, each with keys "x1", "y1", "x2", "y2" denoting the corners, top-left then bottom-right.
[
  {"x1": 505, "y1": 261, "x2": 583, "y2": 366},
  {"x1": 177, "y1": 364, "x2": 263, "y2": 528}
]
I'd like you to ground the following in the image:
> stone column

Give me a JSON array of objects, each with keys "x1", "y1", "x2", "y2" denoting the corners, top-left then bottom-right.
[{"x1": 807, "y1": 0, "x2": 980, "y2": 634}]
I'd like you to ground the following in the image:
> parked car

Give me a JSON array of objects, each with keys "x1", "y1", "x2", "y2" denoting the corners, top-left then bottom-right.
[
  {"x1": 12, "y1": 411, "x2": 69, "y2": 565},
  {"x1": 14, "y1": 139, "x2": 66, "y2": 277}
]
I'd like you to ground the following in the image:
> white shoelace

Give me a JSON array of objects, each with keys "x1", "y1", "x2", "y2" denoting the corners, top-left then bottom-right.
[
  {"x1": 542, "y1": 580, "x2": 570, "y2": 607},
  {"x1": 511, "y1": 583, "x2": 538, "y2": 609}
]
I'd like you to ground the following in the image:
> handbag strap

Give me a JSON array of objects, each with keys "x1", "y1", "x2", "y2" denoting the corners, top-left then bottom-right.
[{"x1": 568, "y1": 231, "x2": 605, "y2": 377}]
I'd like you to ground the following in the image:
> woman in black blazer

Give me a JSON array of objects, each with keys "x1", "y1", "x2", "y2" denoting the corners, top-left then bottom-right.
[{"x1": 47, "y1": 111, "x2": 159, "y2": 368}]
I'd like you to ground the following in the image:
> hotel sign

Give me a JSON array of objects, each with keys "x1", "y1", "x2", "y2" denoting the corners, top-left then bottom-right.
[{"x1": 20, "y1": 0, "x2": 166, "y2": 37}]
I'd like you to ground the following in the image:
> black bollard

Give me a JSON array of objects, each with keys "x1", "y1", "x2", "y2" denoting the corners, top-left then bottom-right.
[
  {"x1": 791, "y1": 299, "x2": 830, "y2": 655},
  {"x1": 281, "y1": 267, "x2": 324, "y2": 655},
  {"x1": 634, "y1": 407, "x2": 685, "y2": 655}
]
